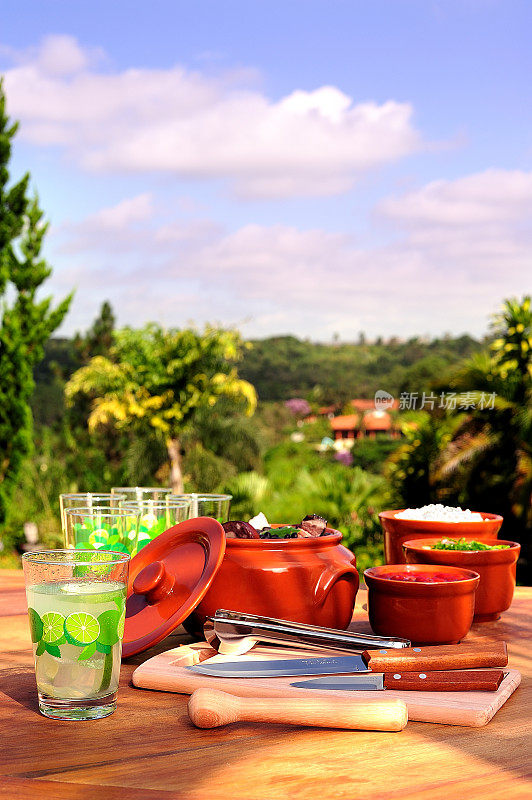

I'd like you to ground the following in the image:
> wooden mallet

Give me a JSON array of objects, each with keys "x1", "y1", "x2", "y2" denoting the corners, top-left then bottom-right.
[{"x1": 188, "y1": 688, "x2": 408, "y2": 732}]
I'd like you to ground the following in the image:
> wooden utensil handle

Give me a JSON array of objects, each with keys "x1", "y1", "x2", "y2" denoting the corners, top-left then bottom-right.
[
  {"x1": 364, "y1": 642, "x2": 507, "y2": 672},
  {"x1": 383, "y1": 669, "x2": 505, "y2": 691},
  {"x1": 188, "y1": 688, "x2": 408, "y2": 732}
]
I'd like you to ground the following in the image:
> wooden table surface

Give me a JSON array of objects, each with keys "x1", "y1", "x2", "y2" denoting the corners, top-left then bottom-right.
[{"x1": 0, "y1": 570, "x2": 530, "y2": 800}]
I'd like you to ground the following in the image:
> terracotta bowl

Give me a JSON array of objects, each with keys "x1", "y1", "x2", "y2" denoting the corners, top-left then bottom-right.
[
  {"x1": 364, "y1": 564, "x2": 480, "y2": 644},
  {"x1": 189, "y1": 527, "x2": 359, "y2": 632},
  {"x1": 403, "y1": 538, "x2": 521, "y2": 622},
  {"x1": 379, "y1": 510, "x2": 503, "y2": 565}
]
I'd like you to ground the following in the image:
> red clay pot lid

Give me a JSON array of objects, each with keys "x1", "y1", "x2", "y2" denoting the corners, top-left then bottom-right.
[{"x1": 122, "y1": 516, "x2": 226, "y2": 657}]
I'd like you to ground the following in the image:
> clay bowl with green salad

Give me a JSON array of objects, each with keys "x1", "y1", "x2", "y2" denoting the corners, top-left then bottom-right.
[{"x1": 403, "y1": 538, "x2": 521, "y2": 622}]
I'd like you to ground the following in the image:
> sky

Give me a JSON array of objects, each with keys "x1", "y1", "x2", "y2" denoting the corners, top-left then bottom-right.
[{"x1": 1, "y1": 0, "x2": 531, "y2": 341}]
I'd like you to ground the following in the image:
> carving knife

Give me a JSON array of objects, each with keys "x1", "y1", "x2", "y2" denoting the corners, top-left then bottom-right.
[{"x1": 187, "y1": 641, "x2": 508, "y2": 679}]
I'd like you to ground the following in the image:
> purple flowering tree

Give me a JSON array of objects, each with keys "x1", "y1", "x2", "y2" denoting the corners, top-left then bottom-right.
[{"x1": 284, "y1": 398, "x2": 311, "y2": 416}]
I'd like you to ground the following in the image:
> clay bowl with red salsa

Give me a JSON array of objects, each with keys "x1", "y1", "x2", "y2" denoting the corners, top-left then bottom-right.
[
  {"x1": 378, "y1": 510, "x2": 503, "y2": 565},
  {"x1": 403, "y1": 538, "x2": 521, "y2": 622},
  {"x1": 364, "y1": 564, "x2": 480, "y2": 644}
]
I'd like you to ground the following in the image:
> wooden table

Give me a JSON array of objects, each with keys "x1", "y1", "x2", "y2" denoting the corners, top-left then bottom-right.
[{"x1": 0, "y1": 570, "x2": 530, "y2": 800}]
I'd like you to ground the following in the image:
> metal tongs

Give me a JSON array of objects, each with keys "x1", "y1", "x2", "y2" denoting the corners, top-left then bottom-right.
[{"x1": 204, "y1": 609, "x2": 411, "y2": 656}]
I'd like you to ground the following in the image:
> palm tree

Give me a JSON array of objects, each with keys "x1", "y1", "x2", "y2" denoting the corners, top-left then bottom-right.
[
  {"x1": 434, "y1": 297, "x2": 531, "y2": 562},
  {"x1": 224, "y1": 471, "x2": 272, "y2": 520}
]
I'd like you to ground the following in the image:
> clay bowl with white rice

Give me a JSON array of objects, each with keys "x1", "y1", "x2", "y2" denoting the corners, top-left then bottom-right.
[{"x1": 379, "y1": 505, "x2": 503, "y2": 565}]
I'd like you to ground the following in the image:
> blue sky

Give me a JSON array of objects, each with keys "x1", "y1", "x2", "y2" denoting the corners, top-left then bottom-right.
[{"x1": 1, "y1": 0, "x2": 530, "y2": 339}]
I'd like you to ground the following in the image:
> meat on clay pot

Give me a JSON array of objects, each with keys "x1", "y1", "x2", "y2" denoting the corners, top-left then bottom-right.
[{"x1": 222, "y1": 521, "x2": 260, "y2": 539}]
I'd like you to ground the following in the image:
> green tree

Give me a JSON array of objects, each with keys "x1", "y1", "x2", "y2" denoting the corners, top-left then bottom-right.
[
  {"x1": 65, "y1": 324, "x2": 257, "y2": 492},
  {"x1": 0, "y1": 83, "x2": 71, "y2": 526},
  {"x1": 398, "y1": 355, "x2": 451, "y2": 398},
  {"x1": 386, "y1": 413, "x2": 460, "y2": 507}
]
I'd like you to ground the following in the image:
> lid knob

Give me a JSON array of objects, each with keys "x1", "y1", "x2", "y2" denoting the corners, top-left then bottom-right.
[{"x1": 133, "y1": 560, "x2": 175, "y2": 604}]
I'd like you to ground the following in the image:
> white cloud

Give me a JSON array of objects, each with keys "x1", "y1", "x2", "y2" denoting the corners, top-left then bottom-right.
[
  {"x1": 34, "y1": 35, "x2": 93, "y2": 76},
  {"x1": 376, "y1": 170, "x2": 532, "y2": 292},
  {"x1": 53, "y1": 193, "x2": 154, "y2": 255},
  {"x1": 87, "y1": 193, "x2": 154, "y2": 228},
  {"x1": 3, "y1": 36, "x2": 423, "y2": 198},
  {"x1": 379, "y1": 169, "x2": 532, "y2": 227},
  {"x1": 50, "y1": 167, "x2": 532, "y2": 339},
  {"x1": 1, "y1": 35, "x2": 104, "y2": 77}
]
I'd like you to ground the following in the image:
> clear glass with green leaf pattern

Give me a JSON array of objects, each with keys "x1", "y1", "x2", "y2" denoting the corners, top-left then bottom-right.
[
  {"x1": 64, "y1": 506, "x2": 140, "y2": 555},
  {"x1": 120, "y1": 500, "x2": 191, "y2": 551},
  {"x1": 22, "y1": 550, "x2": 129, "y2": 720}
]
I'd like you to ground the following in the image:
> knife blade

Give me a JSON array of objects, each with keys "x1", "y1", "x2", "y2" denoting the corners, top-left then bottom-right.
[
  {"x1": 291, "y1": 669, "x2": 505, "y2": 692},
  {"x1": 189, "y1": 654, "x2": 370, "y2": 678},
  {"x1": 187, "y1": 641, "x2": 508, "y2": 678}
]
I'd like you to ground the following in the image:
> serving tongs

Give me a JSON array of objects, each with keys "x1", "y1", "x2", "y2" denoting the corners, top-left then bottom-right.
[{"x1": 204, "y1": 609, "x2": 411, "y2": 656}]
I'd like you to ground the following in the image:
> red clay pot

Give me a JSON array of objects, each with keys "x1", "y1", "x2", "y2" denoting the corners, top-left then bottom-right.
[
  {"x1": 364, "y1": 564, "x2": 480, "y2": 644},
  {"x1": 191, "y1": 528, "x2": 359, "y2": 630},
  {"x1": 378, "y1": 510, "x2": 503, "y2": 565},
  {"x1": 403, "y1": 538, "x2": 521, "y2": 622}
]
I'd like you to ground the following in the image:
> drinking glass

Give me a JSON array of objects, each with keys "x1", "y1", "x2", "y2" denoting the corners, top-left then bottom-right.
[
  {"x1": 22, "y1": 549, "x2": 129, "y2": 720},
  {"x1": 169, "y1": 493, "x2": 232, "y2": 521},
  {"x1": 120, "y1": 500, "x2": 191, "y2": 550},
  {"x1": 60, "y1": 493, "x2": 126, "y2": 542},
  {"x1": 64, "y1": 507, "x2": 140, "y2": 556},
  {"x1": 111, "y1": 487, "x2": 173, "y2": 504}
]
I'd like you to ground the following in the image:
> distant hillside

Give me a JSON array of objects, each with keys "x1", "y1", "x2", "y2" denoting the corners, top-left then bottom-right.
[
  {"x1": 239, "y1": 334, "x2": 484, "y2": 402},
  {"x1": 34, "y1": 332, "x2": 484, "y2": 423}
]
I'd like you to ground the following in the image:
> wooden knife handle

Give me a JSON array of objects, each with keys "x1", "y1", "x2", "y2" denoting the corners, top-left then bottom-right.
[
  {"x1": 364, "y1": 641, "x2": 508, "y2": 672},
  {"x1": 383, "y1": 669, "x2": 505, "y2": 691},
  {"x1": 188, "y1": 688, "x2": 408, "y2": 732}
]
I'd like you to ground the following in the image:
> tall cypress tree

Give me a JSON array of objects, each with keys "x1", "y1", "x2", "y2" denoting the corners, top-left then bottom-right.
[
  {"x1": 0, "y1": 80, "x2": 72, "y2": 526},
  {"x1": 74, "y1": 300, "x2": 116, "y2": 362}
]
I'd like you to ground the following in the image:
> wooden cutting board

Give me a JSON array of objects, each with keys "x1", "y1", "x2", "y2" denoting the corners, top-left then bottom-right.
[{"x1": 132, "y1": 641, "x2": 521, "y2": 727}]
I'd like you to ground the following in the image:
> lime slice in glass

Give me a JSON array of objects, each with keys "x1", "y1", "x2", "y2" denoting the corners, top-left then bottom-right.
[
  {"x1": 42, "y1": 612, "x2": 66, "y2": 644},
  {"x1": 65, "y1": 612, "x2": 100, "y2": 645}
]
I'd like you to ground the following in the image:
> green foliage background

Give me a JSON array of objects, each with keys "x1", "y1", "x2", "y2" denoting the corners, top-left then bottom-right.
[{"x1": 2, "y1": 295, "x2": 530, "y2": 582}]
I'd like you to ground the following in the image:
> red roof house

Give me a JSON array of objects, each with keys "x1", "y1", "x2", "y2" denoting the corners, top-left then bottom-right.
[
  {"x1": 330, "y1": 410, "x2": 400, "y2": 440},
  {"x1": 330, "y1": 414, "x2": 361, "y2": 440},
  {"x1": 362, "y1": 410, "x2": 398, "y2": 438}
]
